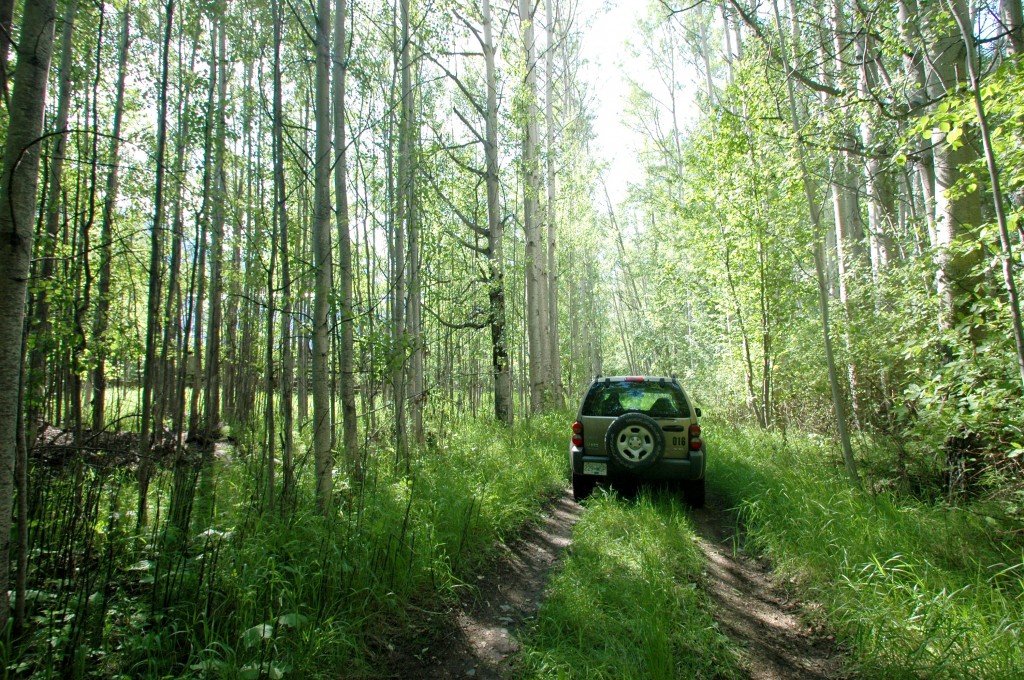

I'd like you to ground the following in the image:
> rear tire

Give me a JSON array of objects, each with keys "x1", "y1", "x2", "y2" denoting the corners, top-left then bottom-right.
[
  {"x1": 572, "y1": 473, "x2": 596, "y2": 502},
  {"x1": 683, "y1": 477, "x2": 705, "y2": 508}
]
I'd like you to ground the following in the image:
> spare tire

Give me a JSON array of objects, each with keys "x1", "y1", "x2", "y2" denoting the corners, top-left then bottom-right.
[{"x1": 605, "y1": 412, "x2": 664, "y2": 471}]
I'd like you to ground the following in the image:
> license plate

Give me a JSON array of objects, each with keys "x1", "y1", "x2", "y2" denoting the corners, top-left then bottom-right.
[{"x1": 583, "y1": 462, "x2": 607, "y2": 476}]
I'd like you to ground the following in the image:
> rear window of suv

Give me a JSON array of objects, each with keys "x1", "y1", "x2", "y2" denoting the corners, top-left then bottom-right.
[{"x1": 581, "y1": 380, "x2": 691, "y2": 418}]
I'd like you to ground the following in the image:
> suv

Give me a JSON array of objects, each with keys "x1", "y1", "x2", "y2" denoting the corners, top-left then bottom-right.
[{"x1": 569, "y1": 376, "x2": 706, "y2": 506}]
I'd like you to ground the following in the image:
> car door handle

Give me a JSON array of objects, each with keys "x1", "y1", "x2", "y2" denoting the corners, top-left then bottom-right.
[{"x1": 662, "y1": 426, "x2": 685, "y2": 432}]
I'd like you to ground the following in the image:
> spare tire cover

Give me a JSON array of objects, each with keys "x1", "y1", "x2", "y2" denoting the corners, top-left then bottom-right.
[{"x1": 604, "y1": 412, "x2": 665, "y2": 471}]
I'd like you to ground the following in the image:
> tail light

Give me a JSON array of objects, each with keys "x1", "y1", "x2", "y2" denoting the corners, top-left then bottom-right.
[
  {"x1": 571, "y1": 421, "x2": 584, "y2": 448},
  {"x1": 689, "y1": 423, "x2": 702, "y2": 451}
]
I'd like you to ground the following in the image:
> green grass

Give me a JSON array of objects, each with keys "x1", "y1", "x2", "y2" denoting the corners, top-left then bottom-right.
[
  {"x1": 181, "y1": 412, "x2": 569, "y2": 678},
  {"x1": 707, "y1": 421, "x2": 1024, "y2": 679},
  {"x1": 16, "y1": 412, "x2": 569, "y2": 678},
  {"x1": 516, "y1": 489, "x2": 743, "y2": 680}
]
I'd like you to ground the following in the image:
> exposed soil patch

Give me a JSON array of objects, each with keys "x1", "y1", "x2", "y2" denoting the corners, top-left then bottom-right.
[
  {"x1": 375, "y1": 493, "x2": 581, "y2": 679},
  {"x1": 689, "y1": 494, "x2": 852, "y2": 679},
  {"x1": 31, "y1": 424, "x2": 213, "y2": 469}
]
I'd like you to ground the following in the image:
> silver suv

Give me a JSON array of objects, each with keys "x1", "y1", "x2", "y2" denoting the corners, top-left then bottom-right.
[{"x1": 569, "y1": 376, "x2": 706, "y2": 506}]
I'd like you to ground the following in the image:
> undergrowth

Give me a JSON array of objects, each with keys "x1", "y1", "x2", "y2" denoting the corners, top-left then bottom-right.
[
  {"x1": 708, "y1": 420, "x2": 1024, "y2": 678},
  {"x1": 516, "y1": 490, "x2": 743, "y2": 680},
  {"x1": 12, "y1": 413, "x2": 567, "y2": 678}
]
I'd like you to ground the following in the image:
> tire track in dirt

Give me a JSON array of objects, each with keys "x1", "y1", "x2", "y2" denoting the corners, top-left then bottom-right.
[
  {"x1": 689, "y1": 494, "x2": 851, "y2": 679},
  {"x1": 376, "y1": 493, "x2": 582, "y2": 679}
]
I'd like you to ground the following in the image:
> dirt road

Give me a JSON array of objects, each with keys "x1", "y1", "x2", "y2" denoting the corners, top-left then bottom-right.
[{"x1": 380, "y1": 490, "x2": 849, "y2": 679}]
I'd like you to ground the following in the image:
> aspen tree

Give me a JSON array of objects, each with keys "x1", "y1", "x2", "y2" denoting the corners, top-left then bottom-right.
[
  {"x1": 29, "y1": 0, "x2": 79, "y2": 428},
  {"x1": 137, "y1": 0, "x2": 177, "y2": 528},
  {"x1": 92, "y1": 5, "x2": 131, "y2": 432},
  {"x1": 313, "y1": 0, "x2": 335, "y2": 511},
  {"x1": 770, "y1": 0, "x2": 860, "y2": 486},
  {"x1": 334, "y1": 0, "x2": 360, "y2": 478},
  {"x1": 205, "y1": 6, "x2": 227, "y2": 437},
  {"x1": 520, "y1": 0, "x2": 550, "y2": 412},
  {"x1": 544, "y1": 0, "x2": 564, "y2": 408},
  {"x1": 0, "y1": 0, "x2": 57, "y2": 630}
]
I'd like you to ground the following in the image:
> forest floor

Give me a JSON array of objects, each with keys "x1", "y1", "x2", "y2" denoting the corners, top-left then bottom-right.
[{"x1": 375, "y1": 489, "x2": 850, "y2": 679}]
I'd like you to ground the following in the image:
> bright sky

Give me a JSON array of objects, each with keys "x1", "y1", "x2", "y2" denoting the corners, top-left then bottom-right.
[
  {"x1": 578, "y1": 0, "x2": 642, "y2": 205},
  {"x1": 578, "y1": 0, "x2": 699, "y2": 205}
]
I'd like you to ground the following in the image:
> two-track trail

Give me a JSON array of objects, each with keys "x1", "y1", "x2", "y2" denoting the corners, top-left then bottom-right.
[{"x1": 379, "y1": 490, "x2": 849, "y2": 679}]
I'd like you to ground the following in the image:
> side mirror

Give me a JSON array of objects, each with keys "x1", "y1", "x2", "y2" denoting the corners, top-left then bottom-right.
[{"x1": 695, "y1": 407, "x2": 702, "y2": 418}]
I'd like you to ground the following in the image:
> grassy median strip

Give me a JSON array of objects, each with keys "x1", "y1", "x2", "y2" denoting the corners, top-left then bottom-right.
[
  {"x1": 516, "y1": 490, "x2": 743, "y2": 680},
  {"x1": 708, "y1": 422, "x2": 1024, "y2": 679}
]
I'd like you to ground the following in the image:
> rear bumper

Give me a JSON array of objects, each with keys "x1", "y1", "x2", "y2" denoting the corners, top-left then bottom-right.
[{"x1": 570, "y1": 445, "x2": 705, "y2": 481}]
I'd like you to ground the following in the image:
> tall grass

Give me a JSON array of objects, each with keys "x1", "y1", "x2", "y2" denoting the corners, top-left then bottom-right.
[
  {"x1": 12, "y1": 413, "x2": 568, "y2": 678},
  {"x1": 708, "y1": 421, "x2": 1024, "y2": 678},
  {"x1": 517, "y1": 490, "x2": 743, "y2": 680}
]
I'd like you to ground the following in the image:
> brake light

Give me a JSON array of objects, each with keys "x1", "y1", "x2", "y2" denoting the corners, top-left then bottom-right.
[
  {"x1": 571, "y1": 421, "x2": 584, "y2": 448},
  {"x1": 624, "y1": 376, "x2": 645, "y2": 382},
  {"x1": 689, "y1": 423, "x2": 702, "y2": 451}
]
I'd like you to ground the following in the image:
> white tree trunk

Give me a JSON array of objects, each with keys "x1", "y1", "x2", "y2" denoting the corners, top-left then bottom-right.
[
  {"x1": 0, "y1": 0, "x2": 57, "y2": 628},
  {"x1": 919, "y1": 0, "x2": 984, "y2": 336},
  {"x1": 484, "y1": 0, "x2": 513, "y2": 425},
  {"x1": 520, "y1": 0, "x2": 549, "y2": 413},
  {"x1": 313, "y1": 0, "x2": 335, "y2": 512},
  {"x1": 544, "y1": 0, "x2": 563, "y2": 408}
]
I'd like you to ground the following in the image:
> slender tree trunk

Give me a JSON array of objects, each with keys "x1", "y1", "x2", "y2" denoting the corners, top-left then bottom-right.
[
  {"x1": 544, "y1": 0, "x2": 563, "y2": 408},
  {"x1": 771, "y1": 0, "x2": 859, "y2": 486},
  {"x1": 273, "y1": 0, "x2": 295, "y2": 509},
  {"x1": 758, "y1": 241, "x2": 772, "y2": 427},
  {"x1": 857, "y1": 33, "x2": 897, "y2": 277},
  {"x1": 137, "y1": 0, "x2": 176, "y2": 529},
  {"x1": 270, "y1": 0, "x2": 287, "y2": 509},
  {"x1": 1003, "y1": 0, "x2": 1024, "y2": 54},
  {"x1": 264, "y1": 187, "x2": 278, "y2": 512},
  {"x1": 408, "y1": 210, "x2": 424, "y2": 445},
  {"x1": 823, "y1": 1, "x2": 865, "y2": 429},
  {"x1": 332, "y1": 0, "x2": 360, "y2": 479},
  {"x1": 167, "y1": 25, "x2": 198, "y2": 534},
  {"x1": 520, "y1": 0, "x2": 548, "y2": 413},
  {"x1": 0, "y1": 0, "x2": 57, "y2": 631},
  {"x1": 920, "y1": 0, "x2": 984, "y2": 338},
  {"x1": 71, "y1": 4, "x2": 105, "y2": 437},
  {"x1": 92, "y1": 5, "x2": 131, "y2": 433},
  {"x1": 157, "y1": 18, "x2": 194, "y2": 447},
  {"x1": 313, "y1": 0, "x2": 335, "y2": 512},
  {"x1": 190, "y1": 21, "x2": 217, "y2": 440},
  {"x1": 407, "y1": 59, "x2": 424, "y2": 446},
  {"x1": 947, "y1": 0, "x2": 1024, "y2": 390},
  {"x1": 397, "y1": 5, "x2": 424, "y2": 446},
  {"x1": 483, "y1": 0, "x2": 513, "y2": 425},
  {"x1": 204, "y1": 14, "x2": 226, "y2": 437},
  {"x1": 0, "y1": 0, "x2": 12, "y2": 100},
  {"x1": 723, "y1": 238, "x2": 763, "y2": 427},
  {"x1": 168, "y1": 25, "x2": 195, "y2": 439},
  {"x1": 391, "y1": 0, "x2": 414, "y2": 467},
  {"x1": 29, "y1": 0, "x2": 79, "y2": 429},
  {"x1": 189, "y1": 219, "x2": 207, "y2": 439},
  {"x1": 897, "y1": 0, "x2": 939, "y2": 241}
]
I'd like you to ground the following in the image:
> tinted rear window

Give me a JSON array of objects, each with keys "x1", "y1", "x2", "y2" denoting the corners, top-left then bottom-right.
[{"x1": 581, "y1": 380, "x2": 691, "y2": 418}]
